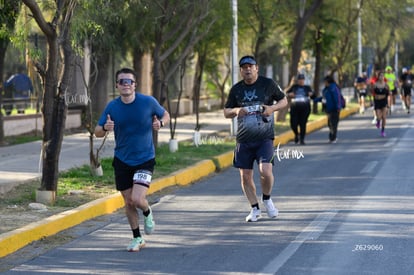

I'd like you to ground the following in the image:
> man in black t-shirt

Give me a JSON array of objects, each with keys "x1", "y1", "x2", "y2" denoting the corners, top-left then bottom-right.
[
  {"x1": 224, "y1": 55, "x2": 287, "y2": 222},
  {"x1": 286, "y1": 74, "x2": 313, "y2": 144}
]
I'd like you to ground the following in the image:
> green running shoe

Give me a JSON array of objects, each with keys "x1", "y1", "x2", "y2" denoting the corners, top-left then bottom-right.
[
  {"x1": 127, "y1": 237, "x2": 145, "y2": 252},
  {"x1": 144, "y1": 206, "x2": 155, "y2": 235}
]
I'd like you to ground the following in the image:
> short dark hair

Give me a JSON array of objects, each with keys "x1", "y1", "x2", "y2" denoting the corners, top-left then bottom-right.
[
  {"x1": 324, "y1": 75, "x2": 335, "y2": 84},
  {"x1": 116, "y1": 68, "x2": 137, "y2": 80}
]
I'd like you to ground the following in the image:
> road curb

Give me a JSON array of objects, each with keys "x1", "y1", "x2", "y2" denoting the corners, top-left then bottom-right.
[{"x1": 0, "y1": 107, "x2": 358, "y2": 258}]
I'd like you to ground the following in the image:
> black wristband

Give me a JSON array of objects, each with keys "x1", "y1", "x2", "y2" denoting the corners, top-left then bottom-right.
[
  {"x1": 160, "y1": 120, "x2": 164, "y2": 128},
  {"x1": 102, "y1": 124, "x2": 108, "y2": 131}
]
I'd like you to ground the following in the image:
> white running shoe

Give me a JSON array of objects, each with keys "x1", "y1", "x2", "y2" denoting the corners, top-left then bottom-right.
[
  {"x1": 263, "y1": 199, "x2": 279, "y2": 218},
  {"x1": 245, "y1": 207, "x2": 261, "y2": 222}
]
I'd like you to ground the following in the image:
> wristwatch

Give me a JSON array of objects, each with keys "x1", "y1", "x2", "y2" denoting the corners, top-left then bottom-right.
[{"x1": 159, "y1": 120, "x2": 164, "y2": 128}]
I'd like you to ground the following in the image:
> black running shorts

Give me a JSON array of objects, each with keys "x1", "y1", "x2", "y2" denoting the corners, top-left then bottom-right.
[{"x1": 112, "y1": 157, "x2": 155, "y2": 191}]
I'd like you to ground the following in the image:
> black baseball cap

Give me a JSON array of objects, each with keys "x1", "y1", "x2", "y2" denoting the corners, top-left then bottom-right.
[{"x1": 239, "y1": 56, "x2": 257, "y2": 66}]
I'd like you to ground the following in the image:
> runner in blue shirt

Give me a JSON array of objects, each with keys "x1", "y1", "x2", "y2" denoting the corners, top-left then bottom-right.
[
  {"x1": 95, "y1": 68, "x2": 170, "y2": 252},
  {"x1": 323, "y1": 75, "x2": 341, "y2": 143}
]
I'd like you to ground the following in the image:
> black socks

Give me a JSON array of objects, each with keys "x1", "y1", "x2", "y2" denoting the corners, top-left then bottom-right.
[
  {"x1": 143, "y1": 208, "x2": 151, "y2": 217},
  {"x1": 132, "y1": 227, "x2": 141, "y2": 238},
  {"x1": 251, "y1": 195, "x2": 271, "y2": 209}
]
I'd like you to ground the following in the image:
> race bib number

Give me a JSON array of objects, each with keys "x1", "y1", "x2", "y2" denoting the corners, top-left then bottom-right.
[
  {"x1": 243, "y1": 104, "x2": 263, "y2": 113},
  {"x1": 133, "y1": 170, "x2": 152, "y2": 185}
]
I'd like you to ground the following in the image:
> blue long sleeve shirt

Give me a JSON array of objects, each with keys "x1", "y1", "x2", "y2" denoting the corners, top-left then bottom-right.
[{"x1": 323, "y1": 83, "x2": 341, "y2": 113}]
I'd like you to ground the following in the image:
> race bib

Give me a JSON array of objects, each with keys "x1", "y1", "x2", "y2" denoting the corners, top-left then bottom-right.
[
  {"x1": 133, "y1": 170, "x2": 152, "y2": 185},
  {"x1": 243, "y1": 104, "x2": 263, "y2": 113}
]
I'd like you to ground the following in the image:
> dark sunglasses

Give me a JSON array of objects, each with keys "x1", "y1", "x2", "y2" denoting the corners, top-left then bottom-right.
[{"x1": 117, "y1": 79, "x2": 135, "y2": 85}]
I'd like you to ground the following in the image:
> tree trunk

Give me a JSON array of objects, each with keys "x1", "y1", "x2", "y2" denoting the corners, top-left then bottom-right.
[
  {"x1": 193, "y1": 50, "x2": 206, "y2": 130},
  {"x1": 280, "y1": 0, "x2": 323, "y2": 122},
  {"x1": 0, "y1": 44, "x2": 6, "y2": 144},
  {"x1": 22, "y1": 0, "x2": 76, "y2": 195},
  {"x1": 132, "y1": 48, "x2": 145, "y2": 92},
  {"x1": 313, "y1": 26, "x2": 323, "y2": 114},
  {"x1": 40, "y1": 96, "x2": 67, "y2": 191},
  {"x1": 151, "y1": 44, "x2": 163, "y2": 147},
  {"x1": 91, "y1": 54, "x2": 111, "y2": 116},
  {"x1": 289, "y1": 0, "x2": 324, "y2": 79}
]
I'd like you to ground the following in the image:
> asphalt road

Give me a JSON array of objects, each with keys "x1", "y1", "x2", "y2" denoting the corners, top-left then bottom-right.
[{"x1": 2, "y1": 108, "x2": 414, "y2": 275}]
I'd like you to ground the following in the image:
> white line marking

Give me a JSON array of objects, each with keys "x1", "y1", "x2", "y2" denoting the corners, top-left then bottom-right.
[
  {"x1": 260, "y1": 211, "x2": 338, "y2": 274},
  {"x1": 360, "y1": 161, "x2": 378, "y2": 174},
  {"x1": 384, "y1": 137, "x2": 397, "y2": 147}
]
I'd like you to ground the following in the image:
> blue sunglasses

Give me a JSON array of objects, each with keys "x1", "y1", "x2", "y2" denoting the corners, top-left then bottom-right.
[{"x1": 117, "y1": 79, "x2": 135, "y2": 85}]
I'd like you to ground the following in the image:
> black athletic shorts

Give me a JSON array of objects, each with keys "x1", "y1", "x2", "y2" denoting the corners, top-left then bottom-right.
[
  {"x1": 357, "y1": 89, "x2": 367, "y2": 98},
  {"x1": 112, "y1": 157, "x2": 155, "y2": 191},
  {"x1": 233, "y1": 139, "x2": 274, "y2": 169},
  {"x1": 374, "y1": 98, "x2": 388, "y2": 110},
  {"x1": 401, "y1": 86, "x2": 412, "y2": 97}
]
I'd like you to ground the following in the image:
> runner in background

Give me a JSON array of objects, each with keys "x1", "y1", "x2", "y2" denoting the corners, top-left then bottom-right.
[
  {"x1": 354, "y1": 72, "x2": 368, "y2": 114},
  {"x1": 384, "y1": 66, "x2": 398, "y2": 114},
  {"x1": 399, "y1": 67, "x2": 413, "y2": 114},
  {"x1": 372, "y1": 71, "x2": 390, "y2": 137},
  {"x1": 286, "y1": 74, "x2": 313, "y2": 145},
  {"x1": 368, "y1": 70, "x2": 380, "y2": 124}
]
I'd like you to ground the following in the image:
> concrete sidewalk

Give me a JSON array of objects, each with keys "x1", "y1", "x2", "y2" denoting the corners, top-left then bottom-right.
[{"x1": 0, "y1": 110, "x2": 230, "y2": 195}]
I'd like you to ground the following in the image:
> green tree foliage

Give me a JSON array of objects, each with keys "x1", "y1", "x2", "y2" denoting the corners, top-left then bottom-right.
[
  {"x1": 3, "y1": 0, "x2": 414, "y2": 202},
  {"x1": 191, "y1": 0, "x2": 232, "y2": 129},
  {"x1": 363, "y1": 0, "x2": 414, "y2": 71},
  {"x1": 73, "y1": 0, "x2": 129, "y2": 116}
]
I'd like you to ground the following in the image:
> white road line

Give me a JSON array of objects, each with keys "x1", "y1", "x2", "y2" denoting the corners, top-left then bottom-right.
[
  {"x1": 360, "y1": 161, "x2": 378, "y2": 174},
  {"x1": 384, "y1": 137, "x2": 397, "y2": 147},
  {"x1": 260, "y1": 211, "x2": 338, "y2": 275}
]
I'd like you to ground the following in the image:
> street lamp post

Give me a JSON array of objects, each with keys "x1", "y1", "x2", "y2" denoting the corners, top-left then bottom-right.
[
  {"x1": 230, "y1": 0, "x2": 238, "y2": 136},
  {"x1": 357, "y1": 0, "x2": 362, "y2": 76}
]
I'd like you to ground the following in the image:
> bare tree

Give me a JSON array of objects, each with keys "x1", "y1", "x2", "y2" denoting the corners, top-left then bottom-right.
[
  {"x1": 22, "y1": 0, "x2": 77, "y2": 202},
  {"x1": 289, "y1": 0, "x2": 324, "y2": 79},
  {"x1": 207, "y1": 55, "x2": 231, "y2": 109},
  {"x1": 149, "y1": 0, "x2": 215, "y2": 145}
]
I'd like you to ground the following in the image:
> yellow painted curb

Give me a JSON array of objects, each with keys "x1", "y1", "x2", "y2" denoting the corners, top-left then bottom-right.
[
  {"x1": 213, "y1": 151, "x2": 234, "y2": 170},
  {"x1": 149, "y1": 175, "x2": 176, "y2": 194},
  {"x1": 173, "y1": 159, "x2": 216, "y2": 186},
  {"x1": 0, "y1": 160, "x2": 216, "y2": 258},
  {"x1": 275, "y1": 131, "x2": 294, "y2": 146},
  {"x1": 0, "y1": 107, "x2": 360, "y2": 258},
  {"x1": 0, "y1": 193, "x2": 124, "y2": 258}
]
